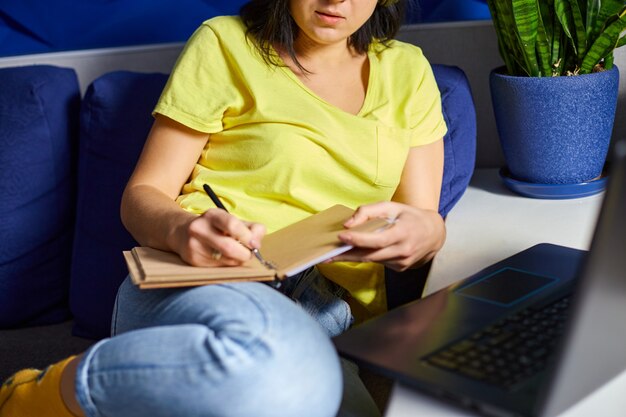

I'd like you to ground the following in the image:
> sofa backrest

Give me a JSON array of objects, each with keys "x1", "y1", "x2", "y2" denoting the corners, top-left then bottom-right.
[
  {"x1": 0, "y1": 64, "x2": 476, "y2": 339},
  {"x1": 0, "y1": 65, "x2": 80, "y2": 327},
  {"x1": 70, "y1": 71, "x2": 169, "y2": 338}
]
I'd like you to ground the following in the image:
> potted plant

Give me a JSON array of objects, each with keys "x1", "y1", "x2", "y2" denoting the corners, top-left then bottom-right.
[{"x1": 486, "y1": 0, "x2": 626, "y2": 196}]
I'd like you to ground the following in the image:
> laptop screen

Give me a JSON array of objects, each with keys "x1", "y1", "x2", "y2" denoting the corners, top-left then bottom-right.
[{"x1": 541, "y1": 140, "x2": 626, "y2": 416}]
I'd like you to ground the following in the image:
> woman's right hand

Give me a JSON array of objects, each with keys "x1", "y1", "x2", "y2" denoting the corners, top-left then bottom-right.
[{"x1": 174, "y1": 209, "x2": 267, "y2": 267}]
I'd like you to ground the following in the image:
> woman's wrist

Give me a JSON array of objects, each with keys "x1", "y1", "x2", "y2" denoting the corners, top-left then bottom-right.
[
  {"x1": 407, "y1": 208, "x2": 446, "y2": 269},
  {"x1": 164, "y1": 211, "x2": 199, "y2": 255}
]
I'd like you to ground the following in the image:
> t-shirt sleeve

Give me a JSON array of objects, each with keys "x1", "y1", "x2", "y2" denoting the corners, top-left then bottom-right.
[
  {"x1": 407, "y1": 52, "x2": 448, "y2": 147},
  {"x1": 153, "y1": 23, "x2": 240, "y2": 133}
]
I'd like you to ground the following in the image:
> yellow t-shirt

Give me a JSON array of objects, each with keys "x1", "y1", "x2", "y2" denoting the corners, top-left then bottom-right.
[{"x1": 153, "y1": 16, "x2": 447, "y2": 318}]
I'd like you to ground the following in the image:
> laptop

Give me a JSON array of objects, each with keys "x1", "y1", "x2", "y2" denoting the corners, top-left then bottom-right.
[{"x1": 334, "y1": 140, "x2": 626, "y2": 417}]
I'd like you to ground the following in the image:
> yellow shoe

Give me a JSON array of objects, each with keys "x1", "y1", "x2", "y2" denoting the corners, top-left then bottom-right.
[{"x1": 0, "y1": 357, "x2": 78, "y2": 417}]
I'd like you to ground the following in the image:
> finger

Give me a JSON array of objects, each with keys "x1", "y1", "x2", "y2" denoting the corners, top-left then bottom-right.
[
  {"x1": 210, "y1": 233, "x2": 254, "y2": 262},
  {"x1": 344, "y1": 202, "x2": 399, "y2": 227},
  {"x1": 338, "y1": 221, "x2": 401, "y2": 250},
  {"x1": 332, "y1": 245, "x2": 398, "y2": 264},
  {"x1": 183, "y1": 236, "x2": 247, "y2": 267},
  {"x1": 188, "y1": 211, "x2": 253, "y2": 262},
  {"x1": 208, "y1": 209, "x2": 257, "y2": 244},
  {"x1": 201, "y1": 210, "x2": 265, "y2": 254},
  {"x1": 330, "y1": 247, "x2": 413, "y2": 272},
  {"x1": 243, "y1": 222, "x2": 267, "y2": 249},
  {"x1": 208, "y1": 215, "x2": 268, "y2": 261}
]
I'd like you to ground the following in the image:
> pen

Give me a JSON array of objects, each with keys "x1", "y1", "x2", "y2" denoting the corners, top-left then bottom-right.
[
  {"x1": 203, "y1": 183, "x2": 228, "y2": 212},
  {"x1": 202, "y1": 183, "x2": 277, "y2": 271}
]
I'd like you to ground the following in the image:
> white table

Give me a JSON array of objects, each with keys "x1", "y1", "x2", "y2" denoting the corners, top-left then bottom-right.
[{"x1": 384, "y1": 169, "x2": 626, "y2": 417}]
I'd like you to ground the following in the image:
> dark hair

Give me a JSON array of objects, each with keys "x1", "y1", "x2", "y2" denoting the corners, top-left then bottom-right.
[{"x1": 240, "y1": 0, "x2": 406, "y2": 73}]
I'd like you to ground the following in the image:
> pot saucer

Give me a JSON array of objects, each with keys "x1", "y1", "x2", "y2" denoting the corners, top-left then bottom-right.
[{"x1": 498, "y1": 168, "x2": 608, "y2": 199}]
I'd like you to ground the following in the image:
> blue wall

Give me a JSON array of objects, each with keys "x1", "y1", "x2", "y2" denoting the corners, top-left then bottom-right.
[
  {"x1": 0, "y1": 0, "x2": 246, "y2": 57},
  {"x1": 416, "y1": 0, "x2": 490, "y2": 23},
  {"x1": 0, "y1": 0, "x2": 490, "y2": 58}
]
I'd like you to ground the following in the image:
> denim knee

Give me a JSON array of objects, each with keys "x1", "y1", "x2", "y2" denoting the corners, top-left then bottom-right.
[{"x1": 79, "y1": 281, "x2": 343, "y2": 417}]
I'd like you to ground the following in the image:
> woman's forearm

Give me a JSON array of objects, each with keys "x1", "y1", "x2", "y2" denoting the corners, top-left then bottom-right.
[{"x1": 120, "y1": 183, "x2": 197, "y2": 252}]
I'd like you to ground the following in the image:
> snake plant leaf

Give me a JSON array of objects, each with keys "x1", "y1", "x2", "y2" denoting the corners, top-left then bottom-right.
[
  {"x1": 581, "y1": 7, "x2": 626, "y2": 73},
  {"x1": 537, "y1": 0, "x2": 556, "y2": 44},
  {"x1": 604, "y1": 52, "x2": 615, "y2": 69},
  {"x1": 488, "y1": 0, "x2": 626, "y2": 77},
  {"x1": 586, "y1": 0, "x2": 624, "y2": 43},
  {"x1": 512, "y1": 0, "x2": 540, "y2": 76},
  {"x1": 566, "y1": 0, "x2": 587, "y2": 61},
  {"x1": 579, "y1": 0, "x2": 588, "y2": 27},
  {"x1": 586, "y1": 0, "x2": 602, "y2": 38},
  {"x1": 536, "y1": 2, "x2": 554, "y2": 76},
  {"x1": 552, "y1": 21, "x2": 565, "y2": 74},
  {"x1": 487, "y1": 0, "x2": 528, "y2": 74},
  {"x1": 555, "y1": 0, "x2": 578, "y2": 56}
]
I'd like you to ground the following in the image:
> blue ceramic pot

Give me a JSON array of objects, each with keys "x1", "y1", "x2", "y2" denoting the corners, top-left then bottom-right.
[{"x1": 490, "y1": 66, "x2": 619, "y2": 184}]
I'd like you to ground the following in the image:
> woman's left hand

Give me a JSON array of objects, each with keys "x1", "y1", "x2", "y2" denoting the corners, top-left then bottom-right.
[{"x1": 330, "y1": 201, "x2": 446, "y2": 271}]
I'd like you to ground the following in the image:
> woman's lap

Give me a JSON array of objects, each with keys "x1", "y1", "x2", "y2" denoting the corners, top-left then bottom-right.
[
  {"x1": 75, "y1": 270, "x2": 378, "y2": 417},
  {"x1": 111, "y1": 268, "x2": 353, "y2": 338}
]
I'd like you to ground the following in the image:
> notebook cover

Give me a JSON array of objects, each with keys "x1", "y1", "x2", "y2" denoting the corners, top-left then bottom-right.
[
  {"x1": 261, "y1": 204, "x2": 390, "y2": 278},
  {"x1": 124, "y1": 248, "x2": 273, "y2": 289}
]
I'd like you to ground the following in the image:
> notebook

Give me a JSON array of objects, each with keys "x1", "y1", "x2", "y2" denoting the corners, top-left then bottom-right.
[
  {"x1": 334, "y1": 141, "x2": 626, "y2": 417},
  {"x1": 124, "y1": 204, "x2": 390, "y2": 289}
]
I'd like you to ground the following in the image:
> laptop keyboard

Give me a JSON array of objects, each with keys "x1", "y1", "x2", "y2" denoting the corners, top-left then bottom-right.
[{"x1": 425, "y1": 294, "x2": 571, "y2": 390}]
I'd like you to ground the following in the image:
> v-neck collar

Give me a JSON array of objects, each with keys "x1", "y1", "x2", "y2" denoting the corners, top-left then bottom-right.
[{"x1": 273, "y1": 47, "x2": 377, "y2": 118}]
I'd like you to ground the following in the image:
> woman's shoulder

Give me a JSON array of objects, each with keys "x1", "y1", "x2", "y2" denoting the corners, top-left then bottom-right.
[
  {"x1": 370, "y1": 39, "x2": 435, "y2": 86},
  {"x1": 198, "y1": 15, "x2": 246, "y2": 37},
  {"x1": 182, "y1": 15, "x2": 248, "y2": 53},
  {"x1": 370, "y1": 39, "x2": 429, "y2": 67}
]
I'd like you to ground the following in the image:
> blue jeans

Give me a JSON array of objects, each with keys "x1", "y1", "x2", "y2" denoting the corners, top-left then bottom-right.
[{"x1": 74, "y1": 268, "x2": 379, "y2": 417}]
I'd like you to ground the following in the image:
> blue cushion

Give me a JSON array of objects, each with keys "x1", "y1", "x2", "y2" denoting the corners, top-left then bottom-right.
[
  {"x1": 385, "y1": 65, "x2": 476, "y2": 309},
  {"x1": 0, "y1": 65, "x2": 80, "y2": 327},
  {"x1": 70, "y1": 71, "x2": 168, "y2": 339},
  {"x1": 433, "y1": 64, "x2": 477, "y2": 218}
]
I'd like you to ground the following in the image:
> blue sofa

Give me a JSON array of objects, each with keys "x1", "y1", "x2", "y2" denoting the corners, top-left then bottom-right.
[{"x1": 0, "y1": 63, "x2": 476, "y2": 357}]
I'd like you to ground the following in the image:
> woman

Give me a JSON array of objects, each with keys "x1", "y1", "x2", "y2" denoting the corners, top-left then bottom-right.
[{"x1": 0, "y1": 1, "x2": 446, "y2": 416}]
